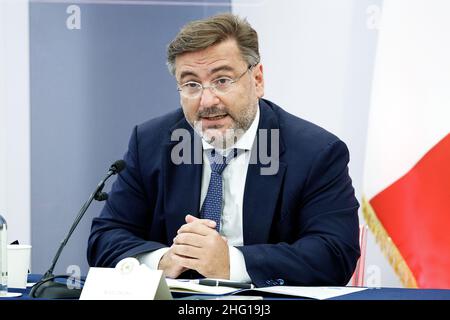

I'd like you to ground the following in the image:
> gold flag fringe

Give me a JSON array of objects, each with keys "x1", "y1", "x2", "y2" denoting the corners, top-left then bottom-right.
[{"x1": 362, "y1": 196, "x2": 418, "y2": 288}]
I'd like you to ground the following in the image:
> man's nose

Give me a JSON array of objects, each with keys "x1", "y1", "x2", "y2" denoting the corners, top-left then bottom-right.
[{"x1": 199, "y1": 86, "x2": 220, "y2": 108}]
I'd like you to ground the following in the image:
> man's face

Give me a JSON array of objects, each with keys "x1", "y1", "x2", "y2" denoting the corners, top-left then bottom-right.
[{"x1": 175, "y1": 39, "x2": 264, "y2": 148}]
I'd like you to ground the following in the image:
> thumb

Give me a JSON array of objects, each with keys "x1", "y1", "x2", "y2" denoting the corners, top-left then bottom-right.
[
  {"x1": 185, "y1": 214, "x2": 216, "y2": 229},
  {"x1": 185, "y1": 214, "x2": 198, "y2": 223}
]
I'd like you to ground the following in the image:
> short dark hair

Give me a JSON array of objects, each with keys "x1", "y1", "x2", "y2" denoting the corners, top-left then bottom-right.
[{"x1": 167, "y1": 13, "x2": 260, "y2": 75}]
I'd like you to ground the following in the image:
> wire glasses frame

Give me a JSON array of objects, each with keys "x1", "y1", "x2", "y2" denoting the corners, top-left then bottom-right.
[{"x1": 177, "y1": 64, "x2": 254, "y2": 99}]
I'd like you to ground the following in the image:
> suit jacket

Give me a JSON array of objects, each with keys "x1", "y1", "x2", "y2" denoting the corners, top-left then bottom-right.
[{"x1": 87, "y1": 98, "x2": 360, "y2": 287}]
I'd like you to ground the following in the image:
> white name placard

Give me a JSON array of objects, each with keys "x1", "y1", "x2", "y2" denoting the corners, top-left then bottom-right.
[{"x1": 80, "y1": 258, "x2": 172, "y2": 300}]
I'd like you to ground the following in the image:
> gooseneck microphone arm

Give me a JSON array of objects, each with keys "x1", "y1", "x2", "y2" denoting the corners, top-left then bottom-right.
[
  {"x1": 44, "y1": 164, "x2": 118, "y2": 278},
  {"x1": 30, "y1": 160, "x2": 126, "y2": 299}
]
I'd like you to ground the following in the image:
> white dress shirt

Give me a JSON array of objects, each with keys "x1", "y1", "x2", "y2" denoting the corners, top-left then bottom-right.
[{"x1": 137, "y1": 107, "x2": 260, "y2": 282}]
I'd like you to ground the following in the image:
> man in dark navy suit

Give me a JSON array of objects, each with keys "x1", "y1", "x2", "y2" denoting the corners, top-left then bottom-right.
[{"x1": 87, "y1": 13, "x2": 360, "y2": 287}]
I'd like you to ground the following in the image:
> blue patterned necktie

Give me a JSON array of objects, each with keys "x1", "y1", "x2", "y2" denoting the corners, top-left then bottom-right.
[{"x1": 200, "y1": 149, "x2": 238, "y2": 232}]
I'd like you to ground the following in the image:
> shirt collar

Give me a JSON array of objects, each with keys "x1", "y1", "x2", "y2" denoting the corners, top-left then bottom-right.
[{"x1": 201, "y1": 105, "x2": 260, "y2": 154}]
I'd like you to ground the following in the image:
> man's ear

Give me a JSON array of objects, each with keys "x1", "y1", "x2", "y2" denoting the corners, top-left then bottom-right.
[{"x1": 253, "y1": 63, "x2": 265, "y2": 98}]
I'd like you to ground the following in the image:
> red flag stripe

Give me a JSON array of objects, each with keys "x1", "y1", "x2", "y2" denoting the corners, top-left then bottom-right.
[{"x1": 370, "y1": 133, "x2": 450, "y2": 288}]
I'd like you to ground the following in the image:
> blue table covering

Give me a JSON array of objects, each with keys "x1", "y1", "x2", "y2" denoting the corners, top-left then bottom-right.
[{"x1": 3, "y1": 275, "x2": 450, "y2": 300}]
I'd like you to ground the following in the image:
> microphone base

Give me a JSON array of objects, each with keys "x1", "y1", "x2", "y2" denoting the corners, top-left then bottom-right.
[{"x1": 30, "y1": 279, "x2": 82, "y2": 299}]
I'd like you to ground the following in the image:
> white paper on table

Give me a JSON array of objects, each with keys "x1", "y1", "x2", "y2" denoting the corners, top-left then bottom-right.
[
  {"x1": 166, "y1": 278, "x2": 367, "y2": 299},
  {"x1": 166, "y1": 279, "x2": 240, "y2": 295},
  {"x1": 253, "y1": 286, "x2": 368, "y2": 300}
]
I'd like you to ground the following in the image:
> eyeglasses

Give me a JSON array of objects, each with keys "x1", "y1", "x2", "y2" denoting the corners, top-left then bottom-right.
[{"x1": 177, "y1": 65, "x2": 254, "y2": 99}]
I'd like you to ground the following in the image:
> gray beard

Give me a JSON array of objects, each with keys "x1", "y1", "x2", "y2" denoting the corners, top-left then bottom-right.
[{"x1": 192, "y1": 102, "x2": 258, "y2": 150}]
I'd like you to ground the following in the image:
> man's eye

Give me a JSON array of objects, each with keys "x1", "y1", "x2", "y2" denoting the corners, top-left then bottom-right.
[
  {"x1": 214, "y1": 78, "x2": 232, "y2": 86},
  {"x1": 183, "y1": 82, "x2": 200, "y2": 89}
]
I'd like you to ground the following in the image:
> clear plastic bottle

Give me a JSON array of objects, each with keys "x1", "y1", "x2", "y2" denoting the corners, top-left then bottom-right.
[{"x1": 0, "y1": 214, "x2": 7, "y2": 296}]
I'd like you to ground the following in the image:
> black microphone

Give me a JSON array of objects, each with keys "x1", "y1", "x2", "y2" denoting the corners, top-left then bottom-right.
[
  {"x1": 94, "y1": 160, "x2": 126, "y2": 201},
  {"x1": 29, "y1": 160, "x2": 126, "y2": 299}
]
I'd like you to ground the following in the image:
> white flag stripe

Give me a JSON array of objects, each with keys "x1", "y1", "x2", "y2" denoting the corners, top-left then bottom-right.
[{"x1": 363, "y1": 0, "x2": 450, "y2": 199}]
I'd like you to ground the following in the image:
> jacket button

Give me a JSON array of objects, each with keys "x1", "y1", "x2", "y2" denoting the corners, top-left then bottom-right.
[{"x1": 276, "y1": 279, "x2": 285, "y2": 285}]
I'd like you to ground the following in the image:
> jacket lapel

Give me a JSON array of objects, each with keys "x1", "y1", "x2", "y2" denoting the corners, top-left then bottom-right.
[
  {"x1": 243, "y1": 100, "x2": 287, "y2": 245},
  {"x1": 162, "y1": 117, "x2": 203, "y2": 243}
]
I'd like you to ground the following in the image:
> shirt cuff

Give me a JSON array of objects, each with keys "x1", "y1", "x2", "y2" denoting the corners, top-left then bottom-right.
[
  {"x1": 228, "y1": 246, "x2": 252, "y2": 283},
  {"x1": 136, "y1": 247, "x2": 169, "y2": 270}
]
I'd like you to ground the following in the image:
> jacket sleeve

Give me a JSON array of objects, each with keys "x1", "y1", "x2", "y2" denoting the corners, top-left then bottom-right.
[
  {"x1": 87, "y1": 126, "x2": 167, "y2": 267},
  {"x1": 238, "y1": 140, "x2": 360, "y2": 287}
]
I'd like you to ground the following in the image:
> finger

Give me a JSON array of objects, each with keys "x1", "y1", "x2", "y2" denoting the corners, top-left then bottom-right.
[
  {"x1": 172, "y1": 244, "x2": 202, "y2": 259},
  {"x1": 178, "y1": 220, "x2": 217, "y2": 236},
  {"x1": 172, "y1": 254, "x2": 198, "y2": 270},
  {"x1": 173, "y1": 232, "x2": 204, "y2": 247}
]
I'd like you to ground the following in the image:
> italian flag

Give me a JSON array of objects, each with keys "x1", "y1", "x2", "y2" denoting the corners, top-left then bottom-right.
[{"x1": 363, "y1": 0, "x2": 450, "y2": 288}]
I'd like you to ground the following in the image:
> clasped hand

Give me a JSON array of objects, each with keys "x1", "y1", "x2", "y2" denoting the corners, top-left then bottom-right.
[{"x1": 158, "y1": 214, "x2": 230, "y2": 279}]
